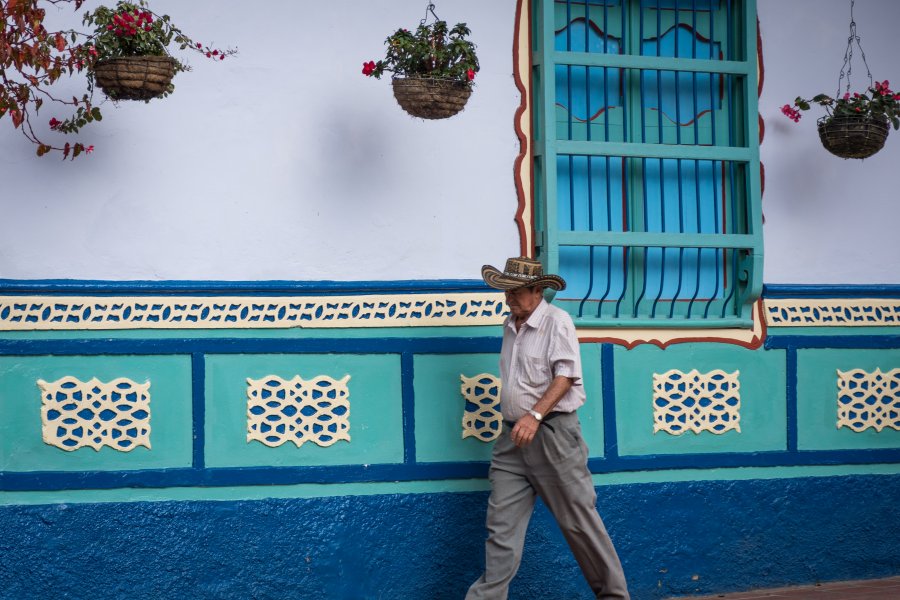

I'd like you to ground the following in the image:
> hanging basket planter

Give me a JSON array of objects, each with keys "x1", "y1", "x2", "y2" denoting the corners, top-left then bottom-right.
[
  {"x1": 817, "y1": 115, "x2": 890, "y2": 159},
  {"x1": 363, "y1": 2, "x2": 479, "y2": 121},
  {"x1": 391, "y1": 77, "x2": 473, "y2": 120},
  {"x1": 782, "y1": 1, "x2": 898, "y2": 160},
  {"x1": 92, "y1": 56, "x2": 177, "y2": 101}
]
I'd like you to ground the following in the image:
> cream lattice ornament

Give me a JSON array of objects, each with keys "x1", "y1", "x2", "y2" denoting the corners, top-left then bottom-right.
[
  {"x1": 836, "y1": 368, "x2": 900, "y2": 432},
  {"x1": 460, "y1": 374, "x2": 503, "y2": 442},
  {"x1": 653, "y1": 369, "x2": 741, "y2": 435},
  {"x1": 38, "y1": 376, "x2": 151, "y2": 452},
  {"x1": 246, "y1": 375, "x2": 351, "y2": 448}
]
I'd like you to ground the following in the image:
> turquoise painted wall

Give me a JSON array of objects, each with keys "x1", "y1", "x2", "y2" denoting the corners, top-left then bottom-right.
[{"x1": 1, "y1": 286, "x2": 899, "y2": 598}]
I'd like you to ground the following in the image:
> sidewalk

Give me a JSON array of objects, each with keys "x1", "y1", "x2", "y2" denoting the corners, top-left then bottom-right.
[{"x1": 670, "y1": 576, "x2": 900, "y2": 599}]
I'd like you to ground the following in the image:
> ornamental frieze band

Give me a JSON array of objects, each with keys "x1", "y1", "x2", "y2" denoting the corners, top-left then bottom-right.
[{"x1": 0, "y1": 293, "x2": 507, "y2": 330}]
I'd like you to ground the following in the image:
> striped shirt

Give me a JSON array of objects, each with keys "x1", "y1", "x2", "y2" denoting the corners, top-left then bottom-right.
[{"x1": 499, "y1": 299, "x2": 585, "y2": 421}]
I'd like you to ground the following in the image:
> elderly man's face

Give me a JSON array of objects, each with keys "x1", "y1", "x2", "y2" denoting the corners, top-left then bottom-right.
[{"x1": 504, "y1": 285, "x2": 544, "y2": 320}]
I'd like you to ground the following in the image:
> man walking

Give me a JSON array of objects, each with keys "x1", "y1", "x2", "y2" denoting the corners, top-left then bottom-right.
[{"x1": 466, "y1": 256, "x2": 629, "y2": 600}]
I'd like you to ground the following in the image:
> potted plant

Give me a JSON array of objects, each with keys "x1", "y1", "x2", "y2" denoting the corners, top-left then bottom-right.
[
  {"x1": 83, "y1": 0, "x2": 234, "y2": 101},
  {"x1": 363, "y1": 18, "x2": 479, "y2": 120},
  {"x1": 783, "y1": 80, "x2": 900, "y2": 159}
]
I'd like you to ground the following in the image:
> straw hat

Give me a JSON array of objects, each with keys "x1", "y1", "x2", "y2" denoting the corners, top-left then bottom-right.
[{"x1": 481, "y1": 256, "x2": 566, "y2": 291}]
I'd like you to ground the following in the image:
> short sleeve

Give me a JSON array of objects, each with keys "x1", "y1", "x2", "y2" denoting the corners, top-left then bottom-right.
[{"x1": 548, "y1": 312, "x2": 583, "y2": 384}]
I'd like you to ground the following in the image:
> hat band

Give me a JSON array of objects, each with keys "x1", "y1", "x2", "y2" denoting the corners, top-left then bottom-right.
[{"x1": 502, "y1": 271, "x2": 539, "y2": 280}]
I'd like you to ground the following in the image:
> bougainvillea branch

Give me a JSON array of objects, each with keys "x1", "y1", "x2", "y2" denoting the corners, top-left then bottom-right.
[
  {"x1": 1, "y1": 0, "x2": 98, "y2": 158},
  {"x1": 1, "y1": 0, "x2": 235, "y2": 159}
]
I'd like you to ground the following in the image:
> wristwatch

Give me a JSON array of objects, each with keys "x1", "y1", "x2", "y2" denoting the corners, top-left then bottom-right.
[{"x1": 528, "y1": 409, "x2": 543, "y2": 422}]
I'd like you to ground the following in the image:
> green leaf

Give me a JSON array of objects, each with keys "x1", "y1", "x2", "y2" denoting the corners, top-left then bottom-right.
[
  {"x1": 91, "y1": 107, "x2": 102, "y2": 121},
  {"x1": 893, "y1": 116, "x2": 900, "y2": 130}
]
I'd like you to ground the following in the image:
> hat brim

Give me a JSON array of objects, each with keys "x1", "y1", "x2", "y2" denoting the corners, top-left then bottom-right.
[{"x1": 481, "y1": 265, "x2": 566, "y2": 291}]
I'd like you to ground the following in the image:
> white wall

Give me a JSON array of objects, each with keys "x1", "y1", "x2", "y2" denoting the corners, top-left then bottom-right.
[
  {"x1": 2, "y1": 0, "x2": 898, "y2": 284},
  {"x1": 758, "y1": 0, "x2": 900, "y2": 284},
  {"x1": 0, "y1": 0, "x2": 520, "y2": 281}
]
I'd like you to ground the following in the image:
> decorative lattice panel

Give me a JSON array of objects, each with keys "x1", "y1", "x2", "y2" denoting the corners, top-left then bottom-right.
[
  {"x1": 836, "y1": 368, "x2": 900, "y2": 432},
  {"x1": 37, "y1": 376, "x2": 151, "y2": 452},
  {"x1": 765, "y1": 299, "x2": 900, "y2": 327},
  {"x1": 247, "y1": 375, "x2": 351, "y2": 448},
  {"x1": 0, "y1": 293, "x2": 506, "y2": 330},
  {"x1": 653, "y1": 369, "x2": 741, "y2": 435},
  {"x1": 461, "y1": 374, "x2": 502, "y2": 442}
]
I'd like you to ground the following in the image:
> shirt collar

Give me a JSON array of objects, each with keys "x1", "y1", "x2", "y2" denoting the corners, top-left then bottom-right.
[{"x1": 506, "y1": 298, "x2": 549, "y2": 332}]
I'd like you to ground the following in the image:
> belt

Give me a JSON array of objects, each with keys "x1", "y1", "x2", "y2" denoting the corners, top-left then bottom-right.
[{"x1": 503, "y1": 411, "x2": 565, "y2": 433}]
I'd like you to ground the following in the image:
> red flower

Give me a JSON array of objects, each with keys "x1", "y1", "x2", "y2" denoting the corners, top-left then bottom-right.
[
  {"x1": 780, "y1": 104, "x2": 801, "y2": 123},
  {"x1": 49, "y1": 118, "x2": 61, "y2": 130},
  {"x1": 362, "y1": 60, "x2": 376, "y2": 76},
  {"x1": 467, "y1": 68, "x2": 475, "y2": 81},
  {"x1": 86, "y1": 145, "x2": 94, "y2": 154}
]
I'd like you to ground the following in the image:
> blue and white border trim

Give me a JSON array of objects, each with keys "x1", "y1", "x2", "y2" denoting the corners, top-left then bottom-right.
[
  {"x1": 765, "y1": 299, "x2": 900, "y2": 327},
  {"x1": 0, "y1": 293, "x2": 507, "y2": 330}
]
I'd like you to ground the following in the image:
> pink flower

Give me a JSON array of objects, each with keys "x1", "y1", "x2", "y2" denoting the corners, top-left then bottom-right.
[
  {"x1": 362, "y1": 60, "x2": 376, "y2": 76},
  {"x1": 843, "y1": 92, "x2": 851, "y2": 101},
  {"x1": 467, "y1": 68, "x2": 475, "y2": 81},
  {"x1": 86, "y1": 145, "x2": 94, "y2": 154}
]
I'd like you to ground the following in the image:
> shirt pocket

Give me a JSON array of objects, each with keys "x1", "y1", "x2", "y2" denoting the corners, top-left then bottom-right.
[{"x1": 522, "y1": 353, "x2": 550, "y2": 388}]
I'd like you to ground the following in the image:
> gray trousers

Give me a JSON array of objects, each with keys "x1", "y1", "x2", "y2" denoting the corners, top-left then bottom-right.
[{"x1": 466, "y1": 412, "x2": 629, "y2": 600}]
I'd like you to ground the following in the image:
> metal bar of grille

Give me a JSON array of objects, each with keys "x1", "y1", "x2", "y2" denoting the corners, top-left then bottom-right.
[
  {"x1": 651, "y1": 158, "x2": 665, "y2": 318},
  {"x1": 550, "y1": 51, "x2": 750, "y2": 74}
]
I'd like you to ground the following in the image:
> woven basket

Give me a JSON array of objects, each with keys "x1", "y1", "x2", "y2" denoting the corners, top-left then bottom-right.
[
  {"x1": 391, "y1": 77, "x2": 472, "y2": 120},
  {"x1": 93, "y1": 56, "x2": 177, "y2": 101},
  {"x1": 817, "y1": 114, "x2": 889, "y2": 159}
]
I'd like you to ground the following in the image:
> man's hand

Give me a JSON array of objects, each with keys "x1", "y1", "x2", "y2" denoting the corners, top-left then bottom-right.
[{"x1": 510, "y1": 413, "x2": 540, "y2": 447}]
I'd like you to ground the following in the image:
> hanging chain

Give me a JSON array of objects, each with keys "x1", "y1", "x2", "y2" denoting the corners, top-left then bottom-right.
[
  {"x1": 836, "y1": 0, "x2": 874, "y2": 97},
  {"x1": 420, "y1": 1, "x2": 440, "y2": 26}
]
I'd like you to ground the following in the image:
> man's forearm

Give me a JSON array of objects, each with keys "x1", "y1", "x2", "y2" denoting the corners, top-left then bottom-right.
[{"x1": 531, "y1": 375, "x2": 573, "y2": 416}]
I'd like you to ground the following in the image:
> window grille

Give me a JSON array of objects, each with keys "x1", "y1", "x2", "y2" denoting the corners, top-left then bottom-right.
[{"x1": 531, "y1": 0, "x2": 762, "y2": 327}]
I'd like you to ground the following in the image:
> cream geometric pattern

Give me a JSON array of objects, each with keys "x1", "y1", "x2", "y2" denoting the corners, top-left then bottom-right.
[
  {"x1": 836, "y1": 368, "x2": 900, "y2": 432},
  {"x1": 37, "y1": 376, "x2": 151, "y2": 452},
  {"x1": 765, "y1": 299, "x2": 900, "y2": 327},
  {"x1": 246, "y1": 374, "x2": 351, "y2": 448},
  {"x1": 653, "y1": 369, "x2": 741, "y2": 435},
  {"x1": 0, "y1": 293, "x2": 507, "y2": 330},
  {"x1": 461, "y1": 374, "x2": 503, "y2": 442}
]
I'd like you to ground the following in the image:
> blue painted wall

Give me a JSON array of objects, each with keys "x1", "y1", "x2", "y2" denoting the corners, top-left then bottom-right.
[{"x1": 2, "y1": 475, "x2": 898, "y2": 599}]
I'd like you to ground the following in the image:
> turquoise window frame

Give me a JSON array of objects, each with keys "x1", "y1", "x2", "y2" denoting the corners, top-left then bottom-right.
[{"x1": 531, "y1": 0, "x2": 763, "y2": 329}]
